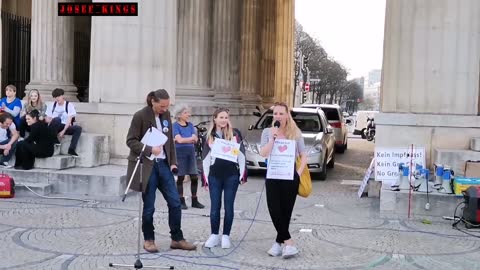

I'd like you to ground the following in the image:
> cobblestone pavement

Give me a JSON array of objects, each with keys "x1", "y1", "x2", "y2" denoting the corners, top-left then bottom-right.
[{"x1": 1, "y1": 138, "x2": 480, "y2": 270}]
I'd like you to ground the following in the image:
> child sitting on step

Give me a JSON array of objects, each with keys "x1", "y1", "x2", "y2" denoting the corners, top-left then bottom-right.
[{"x1": 46, "y1": 88, "x2": 82, "y2": 157}]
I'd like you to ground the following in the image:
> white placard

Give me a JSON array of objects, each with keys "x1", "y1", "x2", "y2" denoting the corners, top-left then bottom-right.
[
  {"x1": 141, "y1": 127, "x2": 168, "y2": 160},
  {"x1": 358, "y1": 158, "x2": 374, "y2": 198},
  {"x1": 266, "y1": 139, "x2": 296, "y2": 180},
  {"x1": 374, "y1": 146, "x2": 425, "y2": 182},
  {"x1": 211, "y1": 139, "x2": 240, "y2": 163}
]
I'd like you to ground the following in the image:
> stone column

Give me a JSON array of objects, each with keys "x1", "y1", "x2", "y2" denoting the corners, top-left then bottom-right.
[
  {"x1": 89, "y1": 0, "x2": 177, "y2": 104},
  {"x1": 258, "y1": 0, "x2": 276, "y2": 106},
  {"x1": 381, "y1": 0, "x2": 480, "y2": 115},
  {"x1": 274, "y1": 0, "x2": 294, "y2": 106},
  {"x1": 26, "y1": 0, "x2": 78, "y2": 101},
  {"x1": 376, "y1": 0, "x2": 480, "y2": 170},
  {"x1": 239, "y1": 0, "x2": 262, "y2": 104},
  {"x1": 175, "y1": 0, "x2": 213, "y2": 102},
  {"x1": 0, "y1": 0, "x2": 2, "y2": 93},
  {"x1": 211, "y1": 0, "x2": 242, "y2": 103}
]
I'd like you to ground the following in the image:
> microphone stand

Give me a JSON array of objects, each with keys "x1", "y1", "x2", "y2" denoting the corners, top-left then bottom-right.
[{"x1": 109, "y1": 128, "x2": 174, "y2": 270}]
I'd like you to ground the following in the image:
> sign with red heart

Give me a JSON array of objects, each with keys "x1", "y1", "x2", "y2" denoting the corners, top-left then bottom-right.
[
  {"x1": 211, "y1": 138, "x2": 240, "y2": 163},
  {"x1": 266, "y1": 139, "x2": 296, "y2": 180}
]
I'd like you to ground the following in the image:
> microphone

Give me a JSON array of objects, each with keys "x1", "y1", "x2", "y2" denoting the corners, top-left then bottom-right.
[
  {"x1": 273, "y1": 120, "x2": 280, "y2": 140},
  {"x1": 171, "y1": 167, "x2": 178, "y2": 175}
]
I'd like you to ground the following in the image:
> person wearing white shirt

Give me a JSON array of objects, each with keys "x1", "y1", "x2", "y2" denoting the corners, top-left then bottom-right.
[
  {"x1": 0, "y1": 113, "x2": 19, "y2": 167},
  {"x1": 45, "y1": 88, "x2": 82, "y2": 156}
]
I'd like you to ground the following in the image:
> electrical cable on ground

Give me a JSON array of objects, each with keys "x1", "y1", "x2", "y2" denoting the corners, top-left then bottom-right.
[{"x1": 17, "y1": 182, "x2": 97, "y2": 203}]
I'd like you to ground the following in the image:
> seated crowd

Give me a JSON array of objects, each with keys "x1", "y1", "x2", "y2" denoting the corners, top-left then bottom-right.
[{"x1": 0, "y1": 85, "x2": 82, "y2": 169}]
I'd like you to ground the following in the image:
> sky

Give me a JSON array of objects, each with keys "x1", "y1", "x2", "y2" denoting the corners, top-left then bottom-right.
[{"x1": 295, "y1": 0, "x2": 386, "y2": 79}]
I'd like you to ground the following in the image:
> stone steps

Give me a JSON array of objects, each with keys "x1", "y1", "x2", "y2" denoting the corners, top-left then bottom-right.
[
  {"x1": 433, "y1": 148, "x2": 480, "y2": 177},
  {"x1": 25, "y1": 133, "x2": 110, "y2": 170},
  {"x1": 15, "y1": 182, "x2": 54, "y2": 196},
  {"x1": 471, "y1": 137, "x2": 480, "y2": 151},
  {"x1": 5, "y1": 165, "x2": 127, "y2": 197},
  {"x1": 57, "y1": 133, "x2": 110, "y2": 167},
  {"x1": 35, "y1": 155, "x2": 76, "y2": 170}
]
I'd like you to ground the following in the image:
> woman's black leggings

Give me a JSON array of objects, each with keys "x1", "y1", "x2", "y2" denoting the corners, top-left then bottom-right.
[{"x1": 176, "y1": 175, "x2": 199, "y2": 197}]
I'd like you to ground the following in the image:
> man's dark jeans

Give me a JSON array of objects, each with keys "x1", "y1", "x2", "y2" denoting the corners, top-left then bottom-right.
[
  {"x1": 0, "y1": 139, "x2": 16, "y2": 163},
  {"x1": 49, "y1": 117, "x2": 82, "y2": 151},
  {"x1": 142, "y1": 159, "x2": 184, "y2": 241}
]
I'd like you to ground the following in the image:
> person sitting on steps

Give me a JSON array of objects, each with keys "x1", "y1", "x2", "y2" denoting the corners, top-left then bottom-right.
[
  {"x1": 0, "y1": 113, "x2": 19, "y2": 168},
  {"x1": 19, "y1": 89, "x2": 47, "y2": 138},
  {"x1": 0, "y1": 85, "x2": 23, "y2": 127},
  {"x1": 45, "y1": 88, "x2": 82, "y2": 157},
  {"x1": 14, "y1": 110, "x2": 56, "y2": 170}
]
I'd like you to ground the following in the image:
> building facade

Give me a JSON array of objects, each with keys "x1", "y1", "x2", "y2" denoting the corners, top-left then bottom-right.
[
  {"x1": 377, "y1": 0, "x2": 480, "y2": 168},
  {"x1": 0, "y1": 0, "x2": 295, "y2": 158}
]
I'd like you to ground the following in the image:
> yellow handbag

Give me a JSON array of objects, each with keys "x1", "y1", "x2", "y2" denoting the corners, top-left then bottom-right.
[{"x1": 296, "y1": 157, "x2": 312, "y2": 197}]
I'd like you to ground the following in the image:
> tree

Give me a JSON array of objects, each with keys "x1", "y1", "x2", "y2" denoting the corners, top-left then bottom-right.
[{"x1": 295, "y1": 21, "x2": 354, "y2": 106}]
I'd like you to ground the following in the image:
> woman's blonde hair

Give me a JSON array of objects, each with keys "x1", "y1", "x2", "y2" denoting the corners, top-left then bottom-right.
[
  {"x1": 27, "y1": 89, "x2": 43, "y2": 108},
  {"x1": 207, "y1": 107, "x2": 233, "y2": 144},
  {"x1": 272, "y1": 102, "x2": 301, "y2": 140}
]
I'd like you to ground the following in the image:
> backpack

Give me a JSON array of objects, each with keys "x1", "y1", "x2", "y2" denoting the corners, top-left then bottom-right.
[{"x1": 52, "y1": 101, "x2": 76, "y2": 124}]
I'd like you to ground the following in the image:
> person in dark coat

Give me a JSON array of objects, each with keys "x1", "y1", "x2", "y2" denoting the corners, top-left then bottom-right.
[
  {"x1": 126, "y1": 89, "x2": 196, "y2": 253},
  {"x1": 14, "y1": 110, "x2": 56, "y2": 170}
]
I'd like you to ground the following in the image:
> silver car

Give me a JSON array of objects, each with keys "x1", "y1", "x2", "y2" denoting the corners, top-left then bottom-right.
[
  {"x1": 301, "y1": 104, "x2": 350, "y2": 153},
  {"x1": 244, "y1": 107, "x2": 336, "y2": 180}
]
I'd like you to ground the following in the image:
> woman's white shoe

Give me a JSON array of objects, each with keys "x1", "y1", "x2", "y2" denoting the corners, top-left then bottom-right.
[
  {"x1": 221, "y1": 235, "x2": 232, "y2": 249},
  {"x1": 204, "y1": 234, "x2": 220, "y2": 248},
  {"x1": 282, "y1": 245, "x2": 299, "y2": 259},
  {"x1": 267, "y1": 242, "x2": 282, "y2": 257}
]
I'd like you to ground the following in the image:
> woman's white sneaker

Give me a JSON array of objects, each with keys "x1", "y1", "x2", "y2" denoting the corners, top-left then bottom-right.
[
  {"x1": 221, "y1": 235, "x2": 232, "y2": 249},
  {"x1": 282, "y1": 245, "x2": 299, "y2": 259},
  {"x1": 204, "y1": 234, "x2": 220, "y2": 248},
  {"x1": 267, "y1": 242, "x2": 282, "y2": 257}
]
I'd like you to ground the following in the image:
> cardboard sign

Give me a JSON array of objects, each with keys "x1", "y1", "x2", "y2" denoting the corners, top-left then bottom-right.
[
  {"x1": 266, "y1": 139, "x2": 296, "y2": 180},
  {"x1": 358, "y1": 158, "x2": 374, "y2": 198},
  {"x1": 211, "y1": 138, "x2": 240, "y2": 163},
  {"x1": 465, "y1": 161, "x2": 480, "y2": 178},
  {"x1": 374, "y1": 146, "x2": 425, "y2": 182}
]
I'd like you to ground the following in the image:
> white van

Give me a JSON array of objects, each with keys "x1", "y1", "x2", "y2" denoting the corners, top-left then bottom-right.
[{"x1": 353, "y1": 111, "x2": 378, "y2": 137}]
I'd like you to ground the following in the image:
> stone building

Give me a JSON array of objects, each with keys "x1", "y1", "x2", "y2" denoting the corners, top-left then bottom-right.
[{"x1": 0, "y1": 0, "x2": 295, "y2": 159}]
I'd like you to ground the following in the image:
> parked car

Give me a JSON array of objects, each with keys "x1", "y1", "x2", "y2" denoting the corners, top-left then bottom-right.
[
  {"x1": 353, "y1": 110, "x2": 379, "y2": 139},
  {"x1": 244, "y1": 107, "x2": 335, "y2": 180},
  {"x1": 301, "y1": 104, "x2": 349, "y2": 153}
]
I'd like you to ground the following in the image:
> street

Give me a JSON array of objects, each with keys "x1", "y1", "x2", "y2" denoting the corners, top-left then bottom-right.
[{"x1": 1, "y1": 138, "x2": 480, "y2": 270}]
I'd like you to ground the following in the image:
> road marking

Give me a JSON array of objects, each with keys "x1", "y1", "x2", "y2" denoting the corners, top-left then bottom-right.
[{"x1": 341, "y1": 180, "x2": 363, "y2": 186}]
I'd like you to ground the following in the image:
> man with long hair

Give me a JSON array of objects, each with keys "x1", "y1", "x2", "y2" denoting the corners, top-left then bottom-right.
[{"x1": 126, "y1": 89, "x2": 196, "y2": 253}]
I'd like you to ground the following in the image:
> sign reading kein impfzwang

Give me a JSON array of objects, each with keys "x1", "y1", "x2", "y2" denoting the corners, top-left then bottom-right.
[{"x1": 374, "y1": 146, "x2": 426, "y2": 182}]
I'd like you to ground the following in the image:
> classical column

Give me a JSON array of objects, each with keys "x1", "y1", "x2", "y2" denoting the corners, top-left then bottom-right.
[
  {"x1": 259, "y1": 0, "x2": 276, "y2": 106},
  {"x1": 239, "y1": 0, "x2": 262, "y2": 104},
  {"x1": 381, "y1": 0, "x2": 480, "y2": 115},
  {"x1": 274, "y1": 0, "x2": 294, "y2": 106},
  {"x1": 26, "y1": 0, "x2": 78, "y2": 101},
  {"x1": 89, "y1": 0, "x2": 177, "y2": 104},
  {"x1": 211, "y1": 0, "x2": 242, "y2": 102},
  {"x1": 175, "y1": 0, "x2": 213, "y2": 101}
]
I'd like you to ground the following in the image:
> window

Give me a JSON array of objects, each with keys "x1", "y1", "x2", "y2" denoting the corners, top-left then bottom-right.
[{"x1": 255, "y1": 110, "x2": 323, "y2": 132}]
